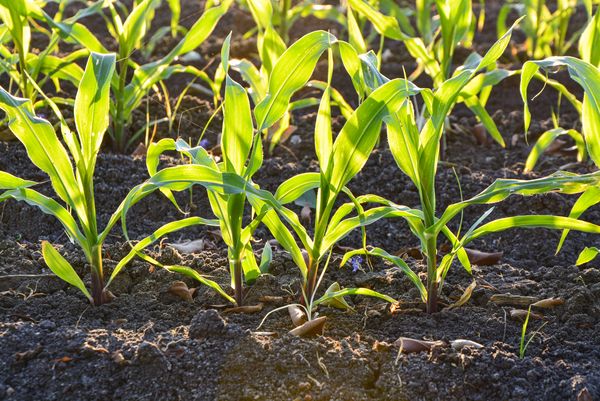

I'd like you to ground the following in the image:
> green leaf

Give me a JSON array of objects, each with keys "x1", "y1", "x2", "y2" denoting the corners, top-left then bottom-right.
[
  {"x1": 347, "y1": 0, "x2": 405, "y2": 40},
  {"x1": 329, "y1": 78, "x2": 421, "y2": 194},
  {"x1": 520, "y1": 57, "x2": 600, "y2": 167},
  {"x1": 313, "y1": 286, "x2": 396, "y2": 307},
  {"x1": 557, "y1": 186, "x2": 600, "y2": 253},
  {"x1": 0, "y1": 87, "x2": 87, "y2": 226},
  {"x1": 435, "y1": 171, "x2": 600, "y2": 235},
  {"x1": 580, "y1": 9, "x2": 600, "y2": 67},
  {"x1": 259, "y1": 241, "x2": 272, "y2": 273},
  {"x1": 319, "y1": 282, "x2": 354, "y2": 310},
  {"x1": 42, "y1": 241, "x2": 91, "y2": 301},
  {"x1": 120, "y1": 0, "x2": 159, "y2": 58},
  {"x1": 4, "y1": 187, "x2": 85, "y2": 242},
  {"x1": 275, "y1": 173, "x2": 321, "y2": 204},
  {"x1": 0, "y1": 171, "x2": 36, "y2": 189},
  {"x1": 221, "y1": 34, "x2": 254, "y2": 175},
  {"x1": 74, "y1": 52, "x2": 116, "y2": 169},
  {"x1": 525, "y1": 128, "x2": 585, "y2": 172},
  {"x1": 576, "y1": 247, "x2": 599, "y2": 265},
  {"x1": 254, "y1": 31, "x2": 337, "y2": 131},
  {"x1": 107, "y1": 216, "x2": 218, "y2": 287},
  {"x1": 465, "y1": 215, "x2": 600, "y2": 244}
]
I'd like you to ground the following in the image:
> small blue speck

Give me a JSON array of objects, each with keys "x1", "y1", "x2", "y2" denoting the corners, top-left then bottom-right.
[{"x1": 349, "y1": 256, "x2": 363, "y2": 273}]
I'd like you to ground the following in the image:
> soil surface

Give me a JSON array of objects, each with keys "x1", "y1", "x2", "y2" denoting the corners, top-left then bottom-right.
[{"x1": 1, "y1": 1, "x2": 599, "y2": 401}]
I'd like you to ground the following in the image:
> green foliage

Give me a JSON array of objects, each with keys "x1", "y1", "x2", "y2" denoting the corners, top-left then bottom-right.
[
  {"x1": 348, "y1": 0, "x2": 511, "y2": 147},
  {"x1": 519, "y1": 306, "x2": 547, "y2": 358},
  {"x1": 48, "y1": 0, "x2": 231, "y2": 152},
  {"x1": 520, "y1": 57, "x2": 600, "y2": 171},
  {"x1": 223, "y1": 27, "x2": 352, "y2": 152},
  {"x1": 0, "y1": 53, "x2": 122, "y2": 305},
  {"x1": 498, "y1": 0, "x2": 591, "y2": 59},
  {"x1": 341, "y1": 26, "x2": 600, "y2": 313},
  {"x1": 0, "y1": 0, "x2": 87, "y2": 102}
]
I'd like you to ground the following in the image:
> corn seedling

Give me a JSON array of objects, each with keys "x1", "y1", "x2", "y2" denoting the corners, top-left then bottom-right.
[
  {"x1": 47, "y1": 0, "x2": 231, "y2": 152},
  {"x1": 519, "y1": 306, "x2": 548, "y2": 358},
  {"x1": 119, "y1": 31, "x2": 402, "y2": 317},
  {"x1": 250, "y1": 46, "x2": 424, "y2": 323},
  {"x1": 0, "y1": 53, "x2": 133, "y2": 306},
  {"x1": 341, "y1": 28, "x2": 600, "y2": 313},
  {"x1": 120, "y1": 35, "x2": 272, "y2": 306},
  {"x1": 498, "y1": 0, "x2": 592, "y2": 59}
]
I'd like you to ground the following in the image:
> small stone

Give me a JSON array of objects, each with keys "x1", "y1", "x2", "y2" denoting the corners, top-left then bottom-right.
[
  {"x1": 189, "y1": 309, "x2": 228, "y2": 339},
  {"x1": 135, "y1": 341, "x2": 162, "y2": 364},
  {"x1": 39, "y1": 320, "x2": 56, "y2": 330}
]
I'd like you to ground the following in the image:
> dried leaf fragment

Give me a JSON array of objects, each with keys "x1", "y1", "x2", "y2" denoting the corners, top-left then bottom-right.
[
  {"x1": 223, "y1": 303, "x2": 264, "y2": 314},
  {"x1": 289, "y1": 316, "x2": 327, "y2": 337},
  {"x1": 510, "y1": 308, "x2": 543, "y2": 321},
  {"x1": 451, "y1": 339, "x2": 484, "y2": 351},
  {"x1": 490, "y1": 293, "x2": 538, "y2": 307},
  {"x1": 531, "y1": 297, "x2": 564, "y2": 309},
  {"x1": 465, "y1": 248, "x2": 503, "y2": 265},
  {"x1": 14, "y1": 345, "x2": 42, "y2": 363},
  {"x1": 288, "y1": 305, "x2": 308, "y2": 327},
  {"x1": 445, "y1": 280, "x2": 477, "y2": 309},
  {"x1": 372, "y1": 341, "x2": 392, "y2": 352},
  {"x1": 112, "y1": 351, "x2": 128, "y2": 366},
  {"x1": 168, "y1": 239, "x2": 205, "y2": 254},
  {"x1": 393, "y1": 337, "x2": 444, "y2": 353},
  {"x1": 168, "y1": 281, "x2": 195, "y2": 302}
]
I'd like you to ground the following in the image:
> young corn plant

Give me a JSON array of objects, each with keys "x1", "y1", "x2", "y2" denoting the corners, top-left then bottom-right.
[
  {"x1": 47, "y1": 0, "x2": 231, "y2": 152},
  {"x1": 249, "y1": 51, "x2": 427, "y2": 324},
  {"x1": 522, "y1": 57, "x2": 600, "y2": 264},
  {"x1": 348, "y1": 0, "x2": 512, "y2": 148},
  {"x1": 0, "y1": 53, "x2": 123, "y2": 306},
  {"x1": 340, "y1": 30, "x2": 600, "y2": 313},
  {"x1": 0, "y1": 0, "x2": 89, "y2": 103},
  {"x1": 498, "y1": 0, "x2": 592, "y2": 59},
  {"x1": 115, "y1": 35, "x2": 271, "y2": 306}
]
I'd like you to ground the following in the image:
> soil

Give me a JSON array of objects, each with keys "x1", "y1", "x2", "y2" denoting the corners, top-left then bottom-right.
[{"x1": 1, "y1": 1, "x2": 599, "y2": 401}]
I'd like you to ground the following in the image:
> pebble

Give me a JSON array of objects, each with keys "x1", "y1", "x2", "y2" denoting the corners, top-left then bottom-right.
[
  {"x1": 189, "y1": 309, "x2": 228, "y2": 339},
  {"x1": 135, "y1": 341, "x2": 162, "y2": 364},
  {"x1": 38, "y1": 320, "x2": 56, "y2": 330}
]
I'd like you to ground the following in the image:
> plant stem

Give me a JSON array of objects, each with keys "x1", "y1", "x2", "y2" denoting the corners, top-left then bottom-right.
[
  {"x1": 90, "y1": 245, "x2": 105, "y2": 306},
  {"x1": 233, "y1": 258, "x2": 244, "y2": 306},
  {"x1": 304, "y1": 258, "x2": 318, "y2": 306},
  {"x1": 425, "y1": 234, "x2": 438, "y2": 313}
]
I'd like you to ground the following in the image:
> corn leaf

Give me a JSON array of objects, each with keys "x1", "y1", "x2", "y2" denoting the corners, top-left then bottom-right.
[
  {"x1": 254, "y1": 30, "x2": 337, "y2": 131},
  {"x1": 42, "y1": 241, "x2": 91, "y2": 301},
  {"x1": 74, "y1": 52, "x2": 115, "y2": 170}
]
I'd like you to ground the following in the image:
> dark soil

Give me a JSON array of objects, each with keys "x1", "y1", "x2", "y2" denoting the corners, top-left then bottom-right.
[{"x1": 1, "y1": 1, "x2": 599, "y2": 401}]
